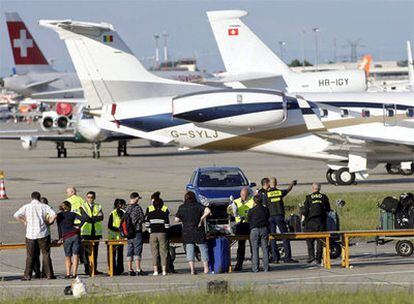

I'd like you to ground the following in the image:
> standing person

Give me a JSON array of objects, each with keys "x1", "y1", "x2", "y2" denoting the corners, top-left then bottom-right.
[
  {"x1": 107, "y1": 198, "x2": 126, "y2": 275},
  {"x1": 230, "y1": 187, "x2": 254, "y2": 271},
  {"x1": 303, "y1": 183, "x2": 331, "y2": 264},
  {"x1": 80, "y1": 191, "x2": 104, "y2": 276},
  {"x1": 145, "y1": 192, "x2": 170, "y2": 276},
  {"x1": 267, "y1": 177, "x2": 298, "y2": 263},
  {"x1": 248, "y1": 195, "x2": 270, "y2": 273},
  {"x1": 66, "y1": 186, "x2": 85, "y2": 215},
  {"x1": 257, "y1": 178, "x2": 270, "y2": 206},
  {"x1": 32, "y1": 197, "x2": 53, "y2": 278},
  {"x1": 175, "y1": 191, "x2": 211, "y2": 275},
  {"x1": 13, "y1": 191, "x2": 57, "y2": 280},
  {"x1": 57, "y1": 201, "x2": 84, "y2": 278},
  {"x1": 123, "y1": 192, "x2": 146, "y2": 276}
]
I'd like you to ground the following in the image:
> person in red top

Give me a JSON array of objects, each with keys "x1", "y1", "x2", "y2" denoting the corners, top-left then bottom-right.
[{"x1": 57, "y1": 201, "x2": 85, "y2": 278}]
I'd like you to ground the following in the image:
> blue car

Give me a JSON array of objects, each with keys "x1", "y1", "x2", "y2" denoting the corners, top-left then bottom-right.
[{"x1": 186, "y1": 167, "x2": 256, "y2": 207}]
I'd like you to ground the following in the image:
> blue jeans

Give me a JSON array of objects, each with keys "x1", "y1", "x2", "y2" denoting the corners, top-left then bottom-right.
[
  {"x1": 185, "y1": 243, "x2": 209, "y2": 262},
  {"x1": 250, "y1": 227, "x2": 269, "y2": 272},
  {"x1": 269, "y1": 215, "x2": 292, "y2": 261},
  {"x1": 126, "y1": 231, "x2": 143, "y2": 261}
]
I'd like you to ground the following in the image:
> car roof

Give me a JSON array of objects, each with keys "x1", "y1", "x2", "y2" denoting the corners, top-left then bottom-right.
[{"x1": 196, "y1": 166, "x2": 242, "y2": 172}]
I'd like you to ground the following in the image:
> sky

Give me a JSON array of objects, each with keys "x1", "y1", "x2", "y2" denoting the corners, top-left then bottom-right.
[{"x1": 1, "y1": 0, "x2": 413, "y2": 76}]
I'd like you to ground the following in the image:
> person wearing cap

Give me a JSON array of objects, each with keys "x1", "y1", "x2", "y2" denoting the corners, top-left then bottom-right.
[{"x1": 123, "y1": 192, "x2": 146, "y2": 276}]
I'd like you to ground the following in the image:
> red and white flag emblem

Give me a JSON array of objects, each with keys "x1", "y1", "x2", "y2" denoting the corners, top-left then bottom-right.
[{"x1": 228, "y1": 28, "x2": 239, "y2": 36}]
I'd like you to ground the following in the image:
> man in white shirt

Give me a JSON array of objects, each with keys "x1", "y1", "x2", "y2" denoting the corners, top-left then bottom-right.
[{"x1": 14, "y1": 191, "x2": 57, "y2": 280}]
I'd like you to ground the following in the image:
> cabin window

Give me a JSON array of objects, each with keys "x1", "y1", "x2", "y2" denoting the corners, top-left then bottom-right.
[
  {"x1": 386, "y1": 109, "x2": 395, "y2": 117},
  {"x1": 237, "y1": 94, "x2": 243, "y2": 104},
  {"x1": 341, "y1": 109, "x2": 349, "y2": 118},
  {"x1": 406, "y1": 108, "x2": 414, "y2": 118},
  {"x1": 320, "y1": 109, "x2": 328, "y2": 117},
  {"x1": 361, "y1": 109, "x2": 370, "y2": 118}
]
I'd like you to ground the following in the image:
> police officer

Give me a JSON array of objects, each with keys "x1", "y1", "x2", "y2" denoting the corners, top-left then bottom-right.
[
  {"x1": 107, "y1": 198, "x2": 126, "y2": 275},
  {"x1": 230, "y1": 187, "x2": 254, "y2": 271},
  {"x1": 80, "y1": 191, "x2": 104, "y2": 275},
  {"x1": 303, "y1": 183, "x2": 331, "y2": 264},
  {"x1": 267, "y1": 177, "x2": 298, "y2": 263}
]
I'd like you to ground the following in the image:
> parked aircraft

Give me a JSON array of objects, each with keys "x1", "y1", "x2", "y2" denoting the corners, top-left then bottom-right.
[
  {"x1": 207, "y1": 10, "x2": 367, "y2": 93},
  {"x1": 40, "y1": 19, "x2": 414, "y2": 185}
]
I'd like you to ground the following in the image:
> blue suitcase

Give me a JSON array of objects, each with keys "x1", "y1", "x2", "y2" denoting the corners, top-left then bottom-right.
[{"x1": 208, "y1": 237, "x2": 230, "y2": 273}]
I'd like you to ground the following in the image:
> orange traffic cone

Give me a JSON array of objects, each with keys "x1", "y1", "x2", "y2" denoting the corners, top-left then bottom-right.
[{"x1": 0, "y1": 171, "x2": 8, "y2": 200}]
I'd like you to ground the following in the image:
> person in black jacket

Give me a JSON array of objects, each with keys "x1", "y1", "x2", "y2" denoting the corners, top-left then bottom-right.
[
  {"x1": 175, "y1": 191, "x2": 211, "y2": 275},
  {"x1": 248, "y1": 195, "x2": 270, "y2": 272},
  {"x1": 303, "y1": 183, "x2": 331, "y2": 264},
  {"x1": 107, "y1": 199, "x2": 126, "y2": 275},
  {"x1": 145, "y1": 192, "x2": 170, "y2": 276}
]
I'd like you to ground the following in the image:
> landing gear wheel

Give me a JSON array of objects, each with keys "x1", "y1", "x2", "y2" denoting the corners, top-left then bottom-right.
[
  {"x1": 330, "y1": 242, "x2": 341, "y2": 259},
  {"x1": 335, "y1": 168, "x2": 355, "y2": 186},
  {"x1": 56, "y1": 142, "x2": 67, "y2": 158},
  {"x1": 385, "y1": 163, "x2": 400, "y2": 175},
  {"x1": 395, "y1": 240, "x2": 414, "y2": 257},
  {"x1": 326, "y1": 169, "x2": 337, "y2": 185}
]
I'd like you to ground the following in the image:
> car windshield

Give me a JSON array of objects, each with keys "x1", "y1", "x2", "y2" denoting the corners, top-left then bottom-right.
[{"x1": 197, "y1": 169, "x2": 248, "y2": 188}]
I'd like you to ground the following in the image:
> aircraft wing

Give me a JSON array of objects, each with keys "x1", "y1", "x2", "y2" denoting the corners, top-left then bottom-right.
[
  {"x1": 0, "y1": 133, "x2": 77, "y2": 142},
  {"x1": 31, "y1": 88, "x2": 84, "y2": 99},
  {"x1": 296, "y1": 95, "x2": 414, "y2": 152},
  {"x1": 25, "y1": 78, "x2": 60, "y2": 89}
]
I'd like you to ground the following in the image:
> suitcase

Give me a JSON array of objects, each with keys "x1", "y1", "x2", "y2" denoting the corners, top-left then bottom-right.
[
  {"x1": 326, "y1": 211, "x2": 340, "y2": 231},
  {"x1": 287, "y1": 214, "x2": 302, "y2": 232},
  {"x1": 380, "y1": 209, "x2": 395, "y2": 230},
  {"x1": 379, "y1": 197, "x2": 400, "y2": 213},
  {"x1": 208, "y1": 237, "x2": 230, "y2": 274}
]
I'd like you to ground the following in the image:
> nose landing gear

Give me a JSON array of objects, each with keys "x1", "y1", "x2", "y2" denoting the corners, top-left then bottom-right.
[{"x1": 57, "y1": 141, "x2": 67, "y2": 158}]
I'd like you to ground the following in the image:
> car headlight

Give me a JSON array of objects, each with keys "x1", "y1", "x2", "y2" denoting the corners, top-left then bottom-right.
[{"x1": 198, "y1": 194, "x2": 210, "y2": 206}]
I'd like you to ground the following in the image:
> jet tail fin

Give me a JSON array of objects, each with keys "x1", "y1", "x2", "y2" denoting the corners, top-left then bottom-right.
[
  {"x1": 207, "y1": 10, "x2": 291, "y2": 76},
  {"x1": 5, "y1": 12, "x2": 54, "y2": 74},
  {"x1": 407, "y1": 41, "x2": 414, "y2": 90},
  {"x1": 39, "y1": 19, "x2": 202, "y2": 110}
]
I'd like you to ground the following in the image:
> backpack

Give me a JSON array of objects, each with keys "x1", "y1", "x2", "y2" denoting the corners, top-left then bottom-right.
[
  {"x1": 379, "y1": 197, "x2": 400, "y2": 214},
  {"x1": 400, "y1": 193, "x2": 414, "y2": 211},
  {"x1": 120, "y1": 214, "x2": 136, "y2": 239}
]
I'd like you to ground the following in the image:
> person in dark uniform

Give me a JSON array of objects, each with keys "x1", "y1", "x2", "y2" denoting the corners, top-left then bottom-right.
[
  {"x1": 267, "y1": 177, "x2": 298, "y2": 263},
  {"x1": 303, "y1": 183, "x2": 331, "y2": 264},
  {"x1": 257, "y1": 178, "x2": 270, "y2": 206}
]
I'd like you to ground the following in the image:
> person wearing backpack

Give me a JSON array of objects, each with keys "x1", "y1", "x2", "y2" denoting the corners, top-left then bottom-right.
[
  {"x1": 122, "y1": 192, "x2": 146, "y2": 276},
  {"x1": 107, "y1": 199, "x2": 126, "y2": 275}
]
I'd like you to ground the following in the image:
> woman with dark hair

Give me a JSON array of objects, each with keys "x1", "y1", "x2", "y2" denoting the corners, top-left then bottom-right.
[
  {"x1": 107, "y1": 198, "x2": 126, "y2": 275},
  {"x1": 175, "y1": 191, "x2": 211, "y2": 275},
  {"x1": 145, "y1": 192, "x2": 170, "y2": 276}
]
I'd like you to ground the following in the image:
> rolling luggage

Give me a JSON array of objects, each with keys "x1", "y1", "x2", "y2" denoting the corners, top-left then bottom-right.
[
  {"x1": 379, "y1": 197, "x2": 400, "y2": 214},
  {"x1": 326, "y1": 211, "x2": 340, "y2": 231},
  {"x1": 380, "y1": 209, "x2": 395, "y2": 230},
  {"x1": 208, "y1": 237, "x2": 230, "y2": 273},
  {"x1": 287, "y1": 214, "x2": 302, "y2": 232}
]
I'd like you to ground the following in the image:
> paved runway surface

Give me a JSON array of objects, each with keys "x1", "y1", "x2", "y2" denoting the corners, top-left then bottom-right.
[{"x1": 0, "y1": 121, "x2": 413, "y2": 298}]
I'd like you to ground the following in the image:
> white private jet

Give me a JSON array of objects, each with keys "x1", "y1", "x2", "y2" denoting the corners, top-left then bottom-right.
[
  {"x1": 206, "y1": 10, "x2": 367, "y2": 93},
  {"x1": 39, "y1": 19, "x2": 414, "y2": 185}
]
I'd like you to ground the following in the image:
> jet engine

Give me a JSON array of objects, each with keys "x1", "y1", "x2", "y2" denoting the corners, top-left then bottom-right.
[
  {"x1": 56, "y1": 115, "x2": 70, "y2": 130},
  {"x1": 41, "y1": 116, "x2": 55, "y2": 130},
  {"x1": 172, "y1": 89, "x2": 287, "y2": 129},
  {"x1": 20, "y1": 136, "x2": 38, "y2": 150}
]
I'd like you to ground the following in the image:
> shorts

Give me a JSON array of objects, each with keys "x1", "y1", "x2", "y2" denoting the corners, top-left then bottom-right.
[
  {"x1": 185, "y1": 243, "x2": 209, "y2": 262},
  {"x1": 63, "y1": 235, "x2": 81, "y2": 257},
  {"x1": 126, "y1": 231, "x2": 143, "y2": 261}
]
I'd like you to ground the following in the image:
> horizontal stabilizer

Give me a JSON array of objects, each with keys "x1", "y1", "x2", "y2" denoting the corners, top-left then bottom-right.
[{"x1": 212, "y1": 71, "x2": 282, "y2": 83}]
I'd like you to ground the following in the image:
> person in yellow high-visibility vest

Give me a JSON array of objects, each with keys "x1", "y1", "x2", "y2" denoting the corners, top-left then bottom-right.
[
  {"x1": 230, "y1": 187, "x2": 254, "y2": 271},
  {"x1": 80, "y1": 191, "x2": 103, "y2": 276},
  {"x1": 66, "y1": 186, "x2": 85, "y2": 215},
  {"x1": 107, "y1": 198, "x2": 126, "y2": 275}
]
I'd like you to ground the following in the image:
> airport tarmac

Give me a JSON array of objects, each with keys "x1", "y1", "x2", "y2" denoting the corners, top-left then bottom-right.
[{"x1": 0, "y1": 121, "x2": 413, "y2": 297}]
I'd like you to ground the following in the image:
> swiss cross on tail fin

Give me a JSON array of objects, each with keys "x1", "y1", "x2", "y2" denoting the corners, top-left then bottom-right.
[
  {"x1": 296, "y1": 95, "x2": 327, "y2": 131},
  {"x1": 5, "y1": 12, "x2": 48, "y2": 66}
]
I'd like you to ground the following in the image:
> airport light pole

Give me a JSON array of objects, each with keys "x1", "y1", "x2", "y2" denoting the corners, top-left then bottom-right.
[
  {"x1": 153, "y1": 33, "x2": 160, "y2": 67},
  {"x1": 278, "y1": 41, "x2": 286, "y2": 62},
  {"x1": 162, "y1": 32, "x2": 169, "y2": 62},
  {"x1": 312, "y1": 27, "x2": 320, "y2": 70},
  {"x1": 301, "y1": 29, "x2": 306, "y2": 66}
]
